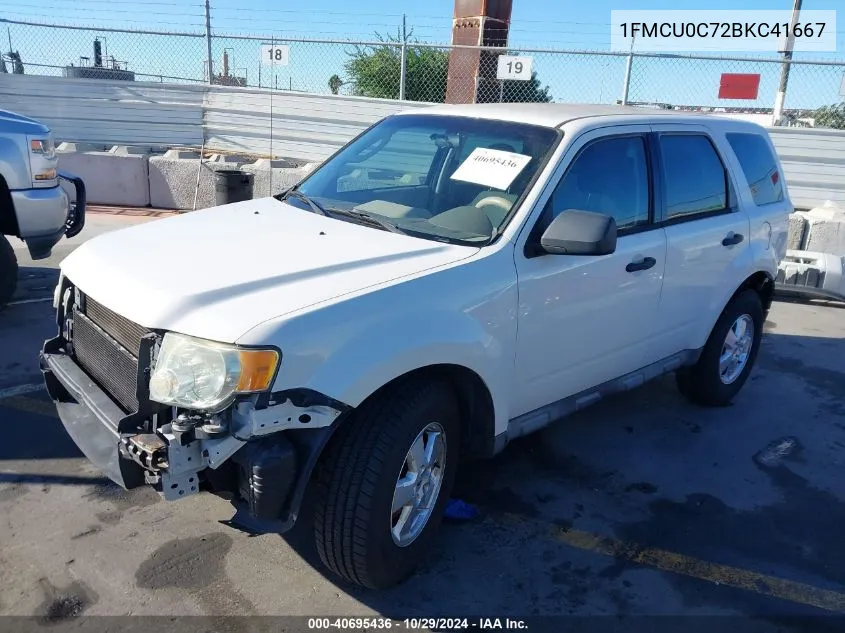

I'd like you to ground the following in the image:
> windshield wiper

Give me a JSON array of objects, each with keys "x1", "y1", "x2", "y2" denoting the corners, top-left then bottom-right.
[
  {"x1": 330, "y1": 209, "x2": 407, "y2": 235},
  {"x1": 282, "y1": 189, "x2": 329, "y2": 216},
  {"x1": 281, "y1": 189, "x2": 406, "y2": 234}
]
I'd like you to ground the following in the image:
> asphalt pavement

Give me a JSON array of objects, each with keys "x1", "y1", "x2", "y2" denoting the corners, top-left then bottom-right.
[{"x1": 2, "y1": 212, "x2": 845, "y2": 630}]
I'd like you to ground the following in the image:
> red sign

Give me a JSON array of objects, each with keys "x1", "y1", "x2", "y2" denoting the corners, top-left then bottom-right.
[{"x1": 718, "y1": 73, "x2": 761, "y2": 100}]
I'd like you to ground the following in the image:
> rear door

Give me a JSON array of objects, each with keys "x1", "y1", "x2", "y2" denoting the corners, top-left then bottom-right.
[
  {"x1": 649, "y1": 124, "x2": 752, "y2": 359},
  {"x1": 723, "y1": 130, "x2": 792, "y2": 266}
]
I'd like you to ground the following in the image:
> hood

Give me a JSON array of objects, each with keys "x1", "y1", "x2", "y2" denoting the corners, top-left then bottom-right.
[
  {"x1": 61, "y1": 198, "x2": 476, "y2": 342},
  {"x1": 0, "y1": 109, "x2": 50, "y2": 136}
]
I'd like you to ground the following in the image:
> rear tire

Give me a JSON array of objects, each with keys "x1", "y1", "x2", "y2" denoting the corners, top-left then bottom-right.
[
  {"x1": 676, "y1": 289, "x2": 763, "y2": 407},
  {"x1": 0, "y1": 235, "x2": 18, "y2": 310},
  {"x1": 313, "y1": 378, "x2": 460, "y2": 589}
]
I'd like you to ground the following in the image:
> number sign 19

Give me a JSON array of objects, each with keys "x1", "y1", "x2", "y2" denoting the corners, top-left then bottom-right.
[
  {"x1": 496, "y1": 55, "x2": 533, "y2": 81},
  {"x1": 260, "y1": 44, "x2": 290, "y2": 66}
]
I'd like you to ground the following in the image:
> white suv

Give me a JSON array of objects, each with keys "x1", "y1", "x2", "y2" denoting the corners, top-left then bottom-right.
[{"x1": 41, "y1": 104, "x2": 790, "y2": 589}]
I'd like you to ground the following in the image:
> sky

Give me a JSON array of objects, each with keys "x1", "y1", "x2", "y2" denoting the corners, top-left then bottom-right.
[{"x1": 2, "y1": 0, "x2": 844, "y2": 110}]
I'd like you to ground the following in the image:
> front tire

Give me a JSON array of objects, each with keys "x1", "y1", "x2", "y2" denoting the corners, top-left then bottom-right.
[
  {"x1": 313, "y1": 378, "x2": 460, "y2": 589},
  {"x1": 676, "y1": 289, "x2": 764, "y2": 407},
  {"x1": 0, "y1": 236, "x2": 18, "y2": 310}
]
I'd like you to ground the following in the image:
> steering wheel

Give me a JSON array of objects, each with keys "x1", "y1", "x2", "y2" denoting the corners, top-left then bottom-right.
[{"x1": 474, "y1": 196, "x2": 513, "y2": 212}]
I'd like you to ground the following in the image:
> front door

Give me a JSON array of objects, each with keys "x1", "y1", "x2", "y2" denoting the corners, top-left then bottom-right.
[{"x1": 511, "y1": 127, "x2": 667, "y2": 419}]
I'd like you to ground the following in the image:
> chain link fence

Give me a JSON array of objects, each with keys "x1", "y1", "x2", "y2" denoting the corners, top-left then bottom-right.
[
  {"x1": 1, "y1": 20, "x2": 208, "y2": 84},
  {"x1": 2, "y1": 18, "x2": 844, "y2": 125},
  {"x1": 627, "y1": 53, "x2": 845, "y2": 114}
]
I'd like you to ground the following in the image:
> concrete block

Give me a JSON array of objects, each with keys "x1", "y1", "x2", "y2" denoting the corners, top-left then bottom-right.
[
  {"x1": 805, "y1": 219, "x2": 845, "y2": 256},
  {"x1": 56, "y1": 150, "x2": 150, "y2": 207},
  {"x1": 795, "y1": 202, "x2": 845, "y2": 256},
  {"x1": 108, "y1": 145, "x2": 167, "y2": 156},
  {"x1": 787, "y1": 213, "x2": 808, "y2": 250},
  {"x1": 162, "y1": 149, "x2": 201, "y2": 160},
  {"x1": 208, "y1": 153, "x2": 251, "y2": 164},
  {"x1": 241, "y1": 160, "x2": 319, "y2": 198},
  {"x1": 56, "y1": 142, "x2": 109, "y2": 153},
  {"x1": 252, "y1": 158, "x2": 301, "y2": 169},
  {"x1": 149, "y1": 156, "x2": 245, "y2": 210},
  {"x1": 337, "y1": 168, "x2": 424, "y2": 193},
  {"x1": 805, "y1": 201, "x2": 845, "y2": 221}
]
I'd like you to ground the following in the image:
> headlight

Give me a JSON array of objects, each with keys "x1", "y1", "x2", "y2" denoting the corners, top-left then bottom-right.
[
  {"x1": 148, "y1": 333, "x2": 280, "y2": 411},
  {"x1": 30, "y1": 138, "x2": 56, "y2": 159},
  {"x1": 28, "y1": 136, "x2": 57, "y2": 186}
]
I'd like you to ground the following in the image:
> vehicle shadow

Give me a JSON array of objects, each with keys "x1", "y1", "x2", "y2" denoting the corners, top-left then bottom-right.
[
  {"x1": 274, "y1": 320, "x2": 845, "y2": 618},
  {"x1": 0, "y1": 473, "x2": 109, "y2": 486},
  {"x1": 0, "y1": 265, "x2": 60, "y2": 390},
  {"x1": 0, "y1": 397, "x2": 83, "y2": 461},
  {"x1": 774, "y1": 293, "x2": 845, "y2": 310},
  {"x1": 10, "y1": 265, "x2": 60, "y2": 303}
]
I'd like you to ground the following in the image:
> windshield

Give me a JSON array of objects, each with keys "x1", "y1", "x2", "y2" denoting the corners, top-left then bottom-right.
[{"x1": 285, "y1": 114, "x2": 561, "y2": 245}]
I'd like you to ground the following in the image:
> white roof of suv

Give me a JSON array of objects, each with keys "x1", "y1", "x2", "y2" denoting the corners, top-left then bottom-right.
[{"x1": 400, "y1": 102, "x2": 761, "y2": 131}]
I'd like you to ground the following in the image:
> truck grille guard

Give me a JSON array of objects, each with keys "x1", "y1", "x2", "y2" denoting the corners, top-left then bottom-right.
[{"x1": 58, "y1": 171, "x2": 86, "y2": 239}]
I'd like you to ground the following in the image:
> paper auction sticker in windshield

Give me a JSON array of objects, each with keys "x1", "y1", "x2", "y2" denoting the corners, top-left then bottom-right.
[{"x1": 450, "y1": 148, "x2": 533, "y2": 191}]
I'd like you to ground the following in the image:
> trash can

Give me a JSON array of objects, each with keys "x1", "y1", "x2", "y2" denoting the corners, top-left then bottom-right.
[{"x1": 214, "y1": 170, "x2": 254, "y2": 206}]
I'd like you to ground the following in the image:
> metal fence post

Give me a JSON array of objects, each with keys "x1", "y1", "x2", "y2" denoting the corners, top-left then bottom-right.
[
  {"x1": 773, "y1": 0, "x2": 803, "y2": 126},
  {"x1": 204, "y1": 0, "x2": 213, "y2": 84},
  {"x1": 398, "y1": 14, "x2": 407, "y2": 101},
  {"x1": 621, "y1": 36, "x2": 635, "y2": 105}
]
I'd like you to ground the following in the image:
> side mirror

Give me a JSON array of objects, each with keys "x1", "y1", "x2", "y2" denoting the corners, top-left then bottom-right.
[{"x1": 539, "y1": 210, "x2": 618, "y2": 256}]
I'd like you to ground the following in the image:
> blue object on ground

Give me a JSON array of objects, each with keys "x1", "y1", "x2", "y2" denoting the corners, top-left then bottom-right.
[{"x1": 444, "y1": 499, "x2": 480, "y2": 521}]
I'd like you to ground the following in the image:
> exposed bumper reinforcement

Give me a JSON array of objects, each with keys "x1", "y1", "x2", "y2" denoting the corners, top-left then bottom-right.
[{"x1": 41, "y1": 336, "x2": 354, "y2": 528}]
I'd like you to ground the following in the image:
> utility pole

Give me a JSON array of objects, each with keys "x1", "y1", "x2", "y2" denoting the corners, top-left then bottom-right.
[
  {"x1": 773, "y1": 0, "x2": 802, "y2": 126},
  {"x1": 204, "y1": 0, "x2": 213, "y2": 84},
  {"x1": 399, "y1": 13, "x2": 408, "y2": 101}
]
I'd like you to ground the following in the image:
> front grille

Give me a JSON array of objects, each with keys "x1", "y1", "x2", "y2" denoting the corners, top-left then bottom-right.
[
  {"x1": 72, "y1": 308, "x2": 140, "y2": 413},
  {"x1": 84, "y1": 296, "x2": 150, "y2": 355}
]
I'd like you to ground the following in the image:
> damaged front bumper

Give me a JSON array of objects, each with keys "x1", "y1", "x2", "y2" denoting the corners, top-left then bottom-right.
[{"x1": 41, "y1": 333, "x2": 350, "y2": 528}]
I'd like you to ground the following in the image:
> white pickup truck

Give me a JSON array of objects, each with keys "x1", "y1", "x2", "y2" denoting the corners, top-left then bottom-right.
[
  {"x1": 41, "y1": 103, "x2": 790, "y2": 589},
  {"x1": 0, "y1": 109, "x2": 86, "y2": 308}
]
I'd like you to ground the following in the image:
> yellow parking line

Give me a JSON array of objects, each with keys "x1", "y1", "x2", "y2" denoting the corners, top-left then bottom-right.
[
  {"x1": 0, "y1": 395, "x2": 58, "y2": 418},
  {"x1": 503, "y1": 514, "x2": 845, "y2": 613}
]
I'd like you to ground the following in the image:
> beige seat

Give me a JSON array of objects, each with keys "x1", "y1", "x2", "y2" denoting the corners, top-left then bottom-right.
[{"x1": 470, "y1": 191, "x2": 518, "y2": 226}]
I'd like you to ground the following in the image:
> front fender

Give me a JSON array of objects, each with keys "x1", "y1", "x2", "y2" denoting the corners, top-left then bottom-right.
[
  {"x1": 239, "y1": 253, "x2": 519, "y2": 438},
  {"x1": 313, "y1": 309, "x2": 502, "y2": 406},
  {"x1": 0, "y1": 136, "x2": 30, "y2": 190},
  {"x1": 283, "y1": 309, "x2": 508, "y2": 437}
]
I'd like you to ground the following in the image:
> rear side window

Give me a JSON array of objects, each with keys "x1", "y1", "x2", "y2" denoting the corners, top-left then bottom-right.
[
  {"x1": 726, "y1": 132, "x2": 784, "y2": 206},
  {"x1": 659, "y1": 134, "x2": 728, "y2": 220}
]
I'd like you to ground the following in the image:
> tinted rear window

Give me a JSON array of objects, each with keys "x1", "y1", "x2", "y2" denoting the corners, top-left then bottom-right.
[
  {"x1": 659, "y1": 134, "x2": 728, "y2": 219},
  {"x1": 726, "y1": 133, "x2": 784, "y2": 206}
]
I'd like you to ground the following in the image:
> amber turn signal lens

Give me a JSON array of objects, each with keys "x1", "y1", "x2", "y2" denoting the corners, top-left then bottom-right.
[{"x1": 236, "y1": 349, "x2": 280, "y2": 392}]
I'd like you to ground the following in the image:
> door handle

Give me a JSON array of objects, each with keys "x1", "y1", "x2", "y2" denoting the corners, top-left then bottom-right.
[
  {"x1": 626, "y1": 257, "x2": 657, "y2": 273},
  {"x1": 722, "y1": 232, "x2": 744, "y2": 247}
]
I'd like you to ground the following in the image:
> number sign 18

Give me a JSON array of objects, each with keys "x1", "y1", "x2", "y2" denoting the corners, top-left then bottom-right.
[{"x1": 260, "y1": 44, "x2": 290, "y2": 66}]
